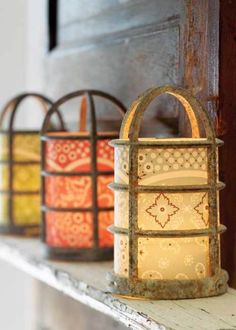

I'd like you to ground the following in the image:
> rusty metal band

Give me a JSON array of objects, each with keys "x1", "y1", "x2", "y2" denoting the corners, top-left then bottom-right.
[
  {"x1": 41, "y1": 170, "x2": 114, "y2": 177},
  {"x1": 0, "y1": 190, "x2": 39, "y2": 195},
  {"x1": 109, "y1": 138, "x2": 223, "y2": 147},
  {"x1": 108, "y1": 224, "x2": 226, "y2": 237},
  {"x1": 108, "y1": 270, "x2": 228, "y2": 299},
  {"x1": 45, "y1": 246, "x2": 113, "y2": 261},
  {"x1": 41, "y1": 135, "x2": 47, "y2": 242},
  {"x1": 0, "y1": 160, "x2": 40, "y2": 165},
  {"x1": 86, "y1": 92, "x2": 99, "y2": 248},
  {"x1": 0, "y1": 224, "x2": 39, "y2": 236},
  {"x1": 41, "y1": 134, "x2": 119, "y2": 141},
  {"x1": 0, "y1": 130, "x2": 40, "y2": 134},
  {"x1": 109, "y1": 182, "x2": 225, "y2": 192},
  {"x1": 41, "y1": 206, "x2": 114, "y2": 212}
]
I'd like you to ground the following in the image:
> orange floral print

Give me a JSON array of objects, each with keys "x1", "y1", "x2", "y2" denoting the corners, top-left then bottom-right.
[{"x1": 45, "y1": 138, "x2": 114, "y2": 248}]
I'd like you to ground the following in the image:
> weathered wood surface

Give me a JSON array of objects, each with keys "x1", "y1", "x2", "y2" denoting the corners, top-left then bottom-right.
[
  {"x1": 0, "y1": 237, "x2": 235, "y2": 330},
  {"x1": 219, "y1": 0, "x2": 236, "y2": 288}
]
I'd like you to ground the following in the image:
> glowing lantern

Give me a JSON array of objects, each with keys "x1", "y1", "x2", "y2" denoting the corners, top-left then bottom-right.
[
  {"x1": 41, "y1": 90, "x2": 126, "y2": 260},
  {"x1": 0, "y1": 93, "x2": 55, "y2": 236},
  {"x1": 109, "y1": 86, "x2": 228, "y2": 299}
]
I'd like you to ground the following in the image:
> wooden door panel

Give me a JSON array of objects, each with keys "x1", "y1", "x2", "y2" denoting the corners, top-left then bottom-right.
[
  {"x1": 46, "y1": 0, "x2": 187, "y2": 136},
  {"x1": 58, "y1": 0, "x2": 183, "y2": 48}
]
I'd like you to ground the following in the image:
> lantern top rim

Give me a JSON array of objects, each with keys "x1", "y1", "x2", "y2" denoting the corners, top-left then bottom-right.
[
  {"x1": 42, "y1": 131, "x2": 119, "y2": 138},
  {"x1": 0, "y1": 129, "x2": 40, "y2": 135},
  {"x1": 109, "y1": 137, "x2": 223, "y2": 147}
]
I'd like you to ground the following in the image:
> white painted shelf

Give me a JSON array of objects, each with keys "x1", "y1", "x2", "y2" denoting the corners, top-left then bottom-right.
[{"x1": 0, "y1": 237, "x2": 235, "y2": 330}]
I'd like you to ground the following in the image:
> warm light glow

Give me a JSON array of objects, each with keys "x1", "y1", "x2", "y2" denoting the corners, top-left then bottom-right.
[
  {"x1": 45, "y1": 134, "x2": 114, "y2": 248},
  {"x1": 113, "y1": 138, "x2": 218, "y2": 280},
  {"x1": 0, "y1": 133, "x2": 40, "y2": 224}
]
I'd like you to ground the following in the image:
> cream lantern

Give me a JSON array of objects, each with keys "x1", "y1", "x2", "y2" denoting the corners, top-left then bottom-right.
[{"x1": 109, "y1": 86, "x2": 228, "y2": 299}]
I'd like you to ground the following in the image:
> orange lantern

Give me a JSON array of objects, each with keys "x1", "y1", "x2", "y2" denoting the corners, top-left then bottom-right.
[{"x1": 41, "y1": 90, "x2": 126, "y2": 260}]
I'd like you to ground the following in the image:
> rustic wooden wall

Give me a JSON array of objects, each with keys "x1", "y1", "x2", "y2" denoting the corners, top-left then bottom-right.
[
  {"x1": 219, "y1": 0, "x2": 236, "y2": 288},
  {"x1": 46, "y1": 0, "x2": 187, "y2": 137}
]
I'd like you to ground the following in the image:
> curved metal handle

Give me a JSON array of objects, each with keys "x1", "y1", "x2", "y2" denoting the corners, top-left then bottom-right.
[
  {"x1": 41, "y1": 89, "x2": 126, "y2": 136},
  {"x1": 0, "y1": 93, "x2": 64, "y2": 132},
  {"x1": 120, "y1": 85, "x2": 215, "y2": 141}
]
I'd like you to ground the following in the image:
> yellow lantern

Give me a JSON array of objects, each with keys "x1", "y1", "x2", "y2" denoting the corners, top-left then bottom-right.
[
  {"x1": 109, "y1": 86, "x2": 228, "y2": 299},
  {"x1": 0, "y1": 93, "x2": 59, "y2": 236}
]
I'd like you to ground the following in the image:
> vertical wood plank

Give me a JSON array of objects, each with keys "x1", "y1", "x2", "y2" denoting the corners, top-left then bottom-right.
[
  {"x1": 181, "y1": 0, "x2": 219, "y2": 136},
  {"x1": 219, "y1": 0, "x2": 236, "y2": 288}
]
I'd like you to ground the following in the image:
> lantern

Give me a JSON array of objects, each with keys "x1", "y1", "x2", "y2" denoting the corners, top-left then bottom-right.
[
  {"x1": 41, "y1": 90, "x2": 126, "y2": 260},
  {"x1": 109, "y1": 86, "x2": 228, "y2": 299},
  {"x1": 0, "y1": 93, "x2": 56, "y2": 236}
]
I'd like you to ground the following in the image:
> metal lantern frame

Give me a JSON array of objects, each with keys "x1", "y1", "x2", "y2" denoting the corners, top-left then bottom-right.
[
  {"x1": 0, "y1": 93, "x2": 58, "y2": 236},
  {"x1": 109, "y1": 86, "x2": 228, "y2": 299},
  {"x1": 41, "y1": 89, "x2": 126, "y2": 261}
]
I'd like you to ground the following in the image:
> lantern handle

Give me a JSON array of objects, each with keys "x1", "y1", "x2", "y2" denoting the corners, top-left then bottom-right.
[
  {"x1": 41, "y1": 90, "x2": 126, "y2": 135},
  {"x1": 120, "y1": 86, "x2": 215, "y2": 141},
  {"x1": 79, "y1": 96, "x2": 87, "y2": 132},
  {"x1": 0, "y1": 93, "x2": 65, "y2": 132}
]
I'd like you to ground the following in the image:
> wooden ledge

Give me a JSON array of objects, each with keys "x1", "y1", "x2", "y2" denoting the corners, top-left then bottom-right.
[{"x1": 0, "y1": 237, "x2": 235, "y2": 330}]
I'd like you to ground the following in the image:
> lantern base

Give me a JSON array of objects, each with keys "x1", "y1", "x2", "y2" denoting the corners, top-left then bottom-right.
[
  {"x1": 44, "y1": 245, "x2": 113, "y2": 261},
  {"x1": 0, "y1": 224, "x2": 39, "y2": 237},
  {"x1": 108, "y1": 270, "x2": 229, "y2": 299}
]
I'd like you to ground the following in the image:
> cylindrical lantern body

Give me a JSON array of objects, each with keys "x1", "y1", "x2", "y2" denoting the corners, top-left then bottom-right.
[
  {"x1": 41, "y1": 90, "x2": 126, "y2": 260},
  {"x1": 0, "y1": 93, "x2": 54, "y2": 236},
  {"x1": 109, "y1": 86, "x2": 228, "y2": 299}
]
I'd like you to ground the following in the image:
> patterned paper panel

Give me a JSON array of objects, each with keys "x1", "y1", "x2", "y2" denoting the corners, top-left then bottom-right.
[
  {"x1": 0, "y1": 195, "x2": 9, "y2": 224},
  {"x1": 45, "y1": 138, "x2": 114, "y2": 172},
  {"x1": 115, "y1": 145, "x2": 210, "y2": 185},
  {"x1": 114, "y1": 191, "x2": 209, "y2": 230},
  {"x1": 98, "y1": 211, "x2": 114, "y2": 247},
  {"x1": 138, "y1": 191, "x2": 209, "y2": 230},
  {"x1": 0, "y1": 194, "x2": 40, "y2": 225},
  {"x1": 13, "y1": 134, "x2": 40, "y2": 161},
  {"x1": 0, "y1": 165, "x2": 40, "y2": 224},
  {"x1": 13, "y1": 165, "x2": 40, "y2": 191},
  {"x1": 0, "y1": 134, "x2": 8, "y2": 161},
  {"x1": 114, "y1": 191, "x2": 128, "y2": 228},
  {"x1": 0, "y1": 164, "x2": 40, "y2": 192},
  {"x1": 45, "y1": 175, "x2": 113, "y2": 209},
  {"x1": 45, "y1": 211, "x2": 114, "y2": 248},
  {"x1": 137, "y1": 237, "x2": 210, "y2": 280},
  {"x1": 0, "y1": 132, "x2": 41, "y2": 225},
  {"x1": 97, "y1": 175, "x2": 114, "y2": 207},
  {"x1": 0, "y1": 133, "x2": 40, "y2": 161},
  {"x1": 114, "y1": 234, "x2": 129, "y2": 277},
  {"x1": 0, "y1": 165, "x2": 9, "y2": 190},
  {"x1": 45, "y1": 176, "x2": 93, "y2": 208},
  {"x1": 13, "y1": 195, "x2": 40, "y2": 224},
  {"x1": 114, "y1": 234, "x2": 210, "y2": 280},
  {"x1": 45, "y1": 137, "x2": 115, "y2": 248},
  {"x1": 96, "y1": 139, "x2": 114, "y2": 171},
  {"x1": 46, "y1": 211, "x2": 93, "y2": 248}
]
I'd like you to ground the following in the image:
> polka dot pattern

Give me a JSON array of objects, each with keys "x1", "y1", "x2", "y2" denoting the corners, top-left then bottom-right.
[{"x1": 115, "y1": 146, "x2": 209, "y2": 184}]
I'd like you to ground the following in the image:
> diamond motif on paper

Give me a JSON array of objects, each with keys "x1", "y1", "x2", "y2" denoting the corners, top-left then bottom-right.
[
  {"x1": 146, "y1": 193, "x2": 179, "y2": 228},
  {"x1": 193, "y1": 193, "x2": 209, "y2": 226}
]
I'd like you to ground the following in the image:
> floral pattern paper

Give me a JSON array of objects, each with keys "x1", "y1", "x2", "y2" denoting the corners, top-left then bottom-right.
[
  {"x1": 113, "y1": 142, "x2": 218, "y2": 280},
  {"x1": 0, "y1": 133, "x2": 40, "y2": 225},
  {"x1": 45, "y1": 138, "x2": 114, "y2": 248}
]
